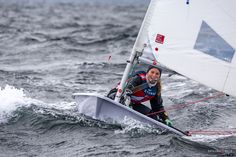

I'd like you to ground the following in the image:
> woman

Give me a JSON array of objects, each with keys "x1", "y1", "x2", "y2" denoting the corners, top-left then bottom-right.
[{"x1": 107, "y1": 66, "x2": 172, "y2": 126}]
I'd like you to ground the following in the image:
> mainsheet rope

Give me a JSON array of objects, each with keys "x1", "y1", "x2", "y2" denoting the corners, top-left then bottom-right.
[
  {"x1": 146, "y1": 92, "x2": 236, "y2": 136},
  {"x1": 146, "y1": 92, "x2": 225, "y2": 116}
]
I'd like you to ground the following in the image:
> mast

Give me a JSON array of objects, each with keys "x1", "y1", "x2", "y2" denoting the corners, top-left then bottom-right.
[{"x1": 114, "y1": 0, "x2": 157, "y2": 103}]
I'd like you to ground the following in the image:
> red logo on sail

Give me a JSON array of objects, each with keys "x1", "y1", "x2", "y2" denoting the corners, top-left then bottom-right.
[{"x1": 155, "y1": 34, "x2": 165, "y2": 44}]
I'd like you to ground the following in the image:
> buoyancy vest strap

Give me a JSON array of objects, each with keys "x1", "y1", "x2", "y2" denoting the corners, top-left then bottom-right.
[{"x1": 132, "y1": 83, "x2": 149, "y2": 93}]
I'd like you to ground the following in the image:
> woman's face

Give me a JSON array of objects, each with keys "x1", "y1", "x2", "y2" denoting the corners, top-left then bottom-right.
[{"x1": 147, "y1": 68, "x2": 160, "y2": 84}]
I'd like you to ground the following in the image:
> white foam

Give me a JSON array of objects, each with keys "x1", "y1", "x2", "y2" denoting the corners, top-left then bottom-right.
[
  {"x1": 184, "y1": 134, "x2": 233, "y2": 143},
  {"x1": 0, "y1": 85, "x2": 37, "y2": 123},
  {"x1": 47, "y1": 101, "x2": 77, "y2": 110},
  {"x1": 115, "y1": 116, "x2": 160, "y2": 135}
]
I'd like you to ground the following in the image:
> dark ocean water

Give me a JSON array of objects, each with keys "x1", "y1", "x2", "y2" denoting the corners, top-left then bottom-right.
[{"x1": 0, "y1": 0, "x2": 236, "y2": 156}]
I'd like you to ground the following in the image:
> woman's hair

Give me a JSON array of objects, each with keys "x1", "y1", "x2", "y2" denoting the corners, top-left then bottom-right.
[
  {"x1": 147, "y1": 65, "x2": 162, "y2": 76},
  {"x1": 156, "y1": 79, "x2": 162, "y2": 96}
]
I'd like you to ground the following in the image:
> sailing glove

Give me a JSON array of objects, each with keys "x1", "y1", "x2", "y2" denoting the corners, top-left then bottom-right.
[
  {"x1": 124, "y1": 95, "x2": 131, "y2": 106},
  {"x1": 125, "y1": 89, "x2": 133, "y2": 96},
  {"x1": 165, "y1": 119, "x2": 173, "y2": 127},
  {"x1": 124, "y1": 89, "x2": 132, "y2": 106}
]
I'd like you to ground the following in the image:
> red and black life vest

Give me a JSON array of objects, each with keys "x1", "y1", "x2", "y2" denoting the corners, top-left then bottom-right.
[{"x1": 130, "y1": 73, "x2": 157, "y2": 104}]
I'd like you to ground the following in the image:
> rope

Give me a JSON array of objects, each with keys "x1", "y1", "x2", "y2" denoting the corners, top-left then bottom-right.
[
  {"x1": 145, "y1": 92, "x2": 234, "y2": 137},
  {"x1": 146, "y1": 92, "x2": 225, "y2": 116},
  {"x1": 188, "y1": 130, "x2": 236, "y2": 136}
]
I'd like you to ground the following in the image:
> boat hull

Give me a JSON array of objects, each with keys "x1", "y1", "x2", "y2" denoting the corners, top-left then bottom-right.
[{"x1": 73, "y1": 93, "x2": 187, "y2": 136}]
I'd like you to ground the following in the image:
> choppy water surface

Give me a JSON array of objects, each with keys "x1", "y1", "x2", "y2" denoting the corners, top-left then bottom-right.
[{"x1": 0, "y1": 0, "x2": 235, "y2": 156}]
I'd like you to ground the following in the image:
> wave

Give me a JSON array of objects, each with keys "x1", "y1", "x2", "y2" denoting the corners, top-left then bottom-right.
[
  {"x1": 0, "y1": 85, "x2": 36, "y2": 123},
  {"x1": 1, "y1": 84, "x2": 234, "y2": 140},
  {"x1": 10, "y1": 104, "x2": 168, "y2": 136},
  {"x1": 114, "y1": 116, "x2": 163, "y2": 137},
  {"x1": 8, "y1": 105, "x2": 120, "y2": 134},
  {"x1": 172, "y1": 136, "x2": 236, "y2": 156},
  {"x1": 0, "y1": 85, "x2": 120, "y2": 132}
]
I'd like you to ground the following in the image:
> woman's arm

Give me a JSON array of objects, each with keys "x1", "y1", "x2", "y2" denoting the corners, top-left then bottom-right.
[{"x1": 150, "y1": 95, "x2": 169, "y2": 121}]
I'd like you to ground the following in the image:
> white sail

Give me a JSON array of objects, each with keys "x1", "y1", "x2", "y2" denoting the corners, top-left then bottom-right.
[{"x1": 143, "y1": 0, "x2": 236, "y2": 97}]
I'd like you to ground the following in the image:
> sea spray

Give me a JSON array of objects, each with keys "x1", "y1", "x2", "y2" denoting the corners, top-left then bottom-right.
[{"x1": 0, "y1": 85, "x2": 40, "y2": 123}]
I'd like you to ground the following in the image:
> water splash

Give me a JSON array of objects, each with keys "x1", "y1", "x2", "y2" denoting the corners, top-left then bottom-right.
[
  {"x1": 184, "y1": 133, "x2": 234, "y2": 143},
  {"x1": 115, "y1": 116, "x2": 161, "y2": 137},
  {"x1": 0, "y1": 85, "x2": 42, "y2": 123}
]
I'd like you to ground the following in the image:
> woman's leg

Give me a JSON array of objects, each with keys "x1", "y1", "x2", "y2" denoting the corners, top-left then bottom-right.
[{"x1": 132, "y1": 104, "x2": 157, "y2": 120}]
